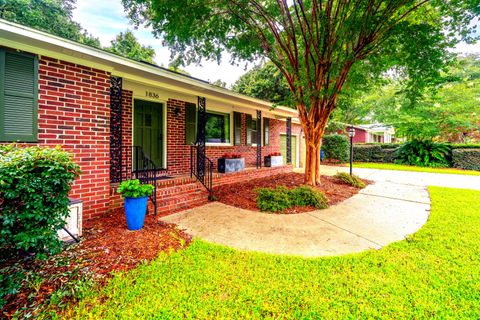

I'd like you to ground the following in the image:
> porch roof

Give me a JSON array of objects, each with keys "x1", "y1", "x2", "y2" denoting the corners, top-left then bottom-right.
[{"x1": 0, "y1": 19, "x2": 299, "y2": 120}]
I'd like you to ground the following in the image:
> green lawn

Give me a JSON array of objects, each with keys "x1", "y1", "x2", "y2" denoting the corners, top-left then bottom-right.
[
  {"x1": 352, "y1": 162, "x2": 480, "y2": 176},
  {"x1": 68, "y1": 187, "x2": 480, "y2": 319}
]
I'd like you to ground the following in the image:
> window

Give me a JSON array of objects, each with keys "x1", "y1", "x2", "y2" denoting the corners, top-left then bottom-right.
[
  {"x1": 0, "y1": 49, "x2": 38, "y2": 142},
  {"x1": 251, "y1": 116, "x2": 258, "y2": 145},
  {"x1": 234, "y1": 112, "x2": 242, "y2": 145},
  {"x1": 206, "y1": 111, "x2": 230, "y2": 143},
  {"x1": 263, "y1": 118, "x2": 270, "y2": 146}
]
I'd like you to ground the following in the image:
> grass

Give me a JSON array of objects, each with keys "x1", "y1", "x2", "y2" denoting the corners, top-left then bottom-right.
[
  {"x1": 352, "y1": 162, "x2": 480, "y2": 176},
  {"x1": 66, "y1": 187, "x2": 480, "y2": 319}
]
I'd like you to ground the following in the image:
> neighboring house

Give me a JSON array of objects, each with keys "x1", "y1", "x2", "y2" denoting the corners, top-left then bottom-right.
[
  {"x1": 350, "y1": 124, "x2": 397, "y2": 144},
  {"x1": 0, "y1": 19, "x2": 303, "y2": 220}
]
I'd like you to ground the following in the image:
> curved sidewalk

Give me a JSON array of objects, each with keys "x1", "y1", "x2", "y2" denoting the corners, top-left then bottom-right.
[{"x1": 161, "y1": 174, "x2": 431, "y2": 257}]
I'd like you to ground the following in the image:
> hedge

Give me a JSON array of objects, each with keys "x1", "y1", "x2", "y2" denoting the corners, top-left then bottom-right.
[
  {"x1": 0, "y1": 145, "x2": 80, "y2": 258},
  {"x1": 321, "y1": 134, "x2": 349, "y2": 162},
  {"x1": 353, "y1": 144, "x2": 398, "y2": 163},
  {"x1": 452, "y1": 149, "x2": 480, "y2": 171}
]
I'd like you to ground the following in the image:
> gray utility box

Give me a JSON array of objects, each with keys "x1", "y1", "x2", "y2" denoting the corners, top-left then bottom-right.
[
  {"x1": 57, "y1": 198, "x2": 83, "y2": 241},
  {"x1": 218, "y1": 158, "x2": 245, "y2": 173},
  {"x1": 264, "y1": 155, "x2": 284, "y2": 167}
]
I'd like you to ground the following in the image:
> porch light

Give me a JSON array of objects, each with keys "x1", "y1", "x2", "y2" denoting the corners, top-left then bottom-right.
[
  {"x1": 348, "y1": 126, "x2": 356, "y2": 138},
  {"x1": 348, "y1": 126, "x2": 355, "y2": 176}
]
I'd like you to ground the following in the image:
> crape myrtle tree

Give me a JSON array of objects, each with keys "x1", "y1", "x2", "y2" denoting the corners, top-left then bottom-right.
[{"x1": 122, "y1": 0, "x2": 478, "y2": 186}]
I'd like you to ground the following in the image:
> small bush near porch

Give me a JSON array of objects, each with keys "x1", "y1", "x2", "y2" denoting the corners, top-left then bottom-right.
[{"x1": 213, "y1": 173, "x2": 367, "y2": 214}]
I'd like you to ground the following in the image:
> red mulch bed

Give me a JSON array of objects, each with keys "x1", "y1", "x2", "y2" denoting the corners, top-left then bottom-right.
[
  {"x1": 1, "y1": 211, "x2": 191, "y2": 318},
  {"x1": 213, "y1": 172, "x2": 369, "y2": 214}
]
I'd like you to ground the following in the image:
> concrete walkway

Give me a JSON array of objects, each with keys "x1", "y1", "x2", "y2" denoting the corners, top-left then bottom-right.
[{"x1": 162, "y1": 165, "x2": 474, "y2": 257}]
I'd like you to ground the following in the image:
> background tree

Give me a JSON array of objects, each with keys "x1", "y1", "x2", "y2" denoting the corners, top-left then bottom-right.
[
  {"x1": 0, "y1": 0, "x2": 100, "y2": 46},
  {"x1": 232, "y1": 62, "x2": 291, "y2": 105},
  {"x1": 106, "y1": 30, "x2": 156, "y2": 64},
  {"x1": 373, "y1": 54, "x2": 480, "y2": 142},
  {"x1": 122, "y1": 0, "x2": 477, "y2": 185}
]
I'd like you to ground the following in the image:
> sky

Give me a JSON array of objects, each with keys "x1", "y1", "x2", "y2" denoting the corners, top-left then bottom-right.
[
  {"x1": 73, "y1": 1, "x2": 480, "y2": 87},
  {"x1": 72, "y1": 0, "x2": 252, "y2": 87}
]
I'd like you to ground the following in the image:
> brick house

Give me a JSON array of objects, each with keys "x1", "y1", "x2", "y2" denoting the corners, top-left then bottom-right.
[{"x1": 0, "y1": 19, "x2": 304, "y2": 220}]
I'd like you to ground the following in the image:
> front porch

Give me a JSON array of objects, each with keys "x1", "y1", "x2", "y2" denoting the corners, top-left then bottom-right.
[
  {"x1": 110, "y1": 164, "x2": 293, "y2": 217},
  {"x1": 109, "y1": 77, "x2": 302, "y2": 216}
]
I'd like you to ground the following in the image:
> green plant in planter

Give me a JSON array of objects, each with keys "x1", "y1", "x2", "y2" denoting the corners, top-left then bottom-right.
[
  {"x1": 334, "y1": 172, "x2": 366, "y2": 188},
  {"x1": 117, "y1": 180, "x2": 154, "y2": 198}
]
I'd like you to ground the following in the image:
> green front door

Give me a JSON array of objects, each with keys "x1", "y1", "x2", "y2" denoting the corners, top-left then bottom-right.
[
  {"x1": 134, "y1": 99, "x2": 164, "y2": 168},
  {"x1": 280, "y1": 134, "x2": 297, "y2": 167}
]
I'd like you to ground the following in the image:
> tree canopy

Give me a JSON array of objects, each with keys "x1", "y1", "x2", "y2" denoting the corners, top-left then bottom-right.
[
  {"x1": 232, "y1": 62, "x2": 291, "y2": 105},
  {"x1": 106, "y1": 30, "x2": 156, "y2": 64},
  {"x1": 0, "y1": 0, "x2": 100, "y2": 47},
  {"x1": 122, "y1": 0, "x2": 478, "y2": 185},
  {"x1": 373, "y1": 54, "x2": 480, "y2": 142}
]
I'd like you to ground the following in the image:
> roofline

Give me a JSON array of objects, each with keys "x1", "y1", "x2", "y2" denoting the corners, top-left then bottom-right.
[{"x1": 0, "y1": 19, "x2": 298, "y2": 117}]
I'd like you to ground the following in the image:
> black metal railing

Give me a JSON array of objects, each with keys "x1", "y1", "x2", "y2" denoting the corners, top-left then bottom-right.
[
  {"x1": 121, "y1": 146, "x2": 166, "y2": 214},
  {"x1": 190, "y1": 145, "x2": 213, "y2": 199}
]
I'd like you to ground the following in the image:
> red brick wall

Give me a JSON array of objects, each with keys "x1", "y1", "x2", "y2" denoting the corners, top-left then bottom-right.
[
  {"x1": 36, "y1": 56, "x2": 111, "y2": 219},
  {"x1": 166, "y1": 99, "x2": 189, "y2": 174}
]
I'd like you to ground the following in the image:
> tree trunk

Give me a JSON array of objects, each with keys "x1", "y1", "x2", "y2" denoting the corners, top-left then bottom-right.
[{"x1": 303, "y1": 125, "x2": 323, "y2": 186}]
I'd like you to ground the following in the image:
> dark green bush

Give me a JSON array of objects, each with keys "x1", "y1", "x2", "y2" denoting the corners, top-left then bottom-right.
[
  {"x1": 452, "y1": 149, "x2": 480, "y2": 171},
  {"x1": 0, "y1": 145, "x2": 80, "y2": 258},
  {"x1": 353, "y1": 144, "x2": 398, "y2": 163},
  {"x1": 256, "y1": 186, "x2": 291, "y2": 212},
  {"x1": 334, "y1": 172, "x2": 366, "y2": 188},
  {"x1": 256, "y1": 186, "x2": 329, "y2": 212},
  {"x1": 450, "y1": 144, "x2": 480, "y2": 149},
  {"x1": 117, "y1": 179, "x2": 154, "y2": 198},
  {"x1": 322, "y1": 134, "x2": 349, "y2": 162},
  {"x1": 289, "y1": 186, "x2": 328, "y2": 209},
  {"x1": 395, "y1": 140, "x2": 451, "y2": 167}
]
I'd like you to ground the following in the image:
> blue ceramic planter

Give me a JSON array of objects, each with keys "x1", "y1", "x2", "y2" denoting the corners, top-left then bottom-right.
[{"x1": 124, "y1": 196, "x2": 148, "y2": 230}]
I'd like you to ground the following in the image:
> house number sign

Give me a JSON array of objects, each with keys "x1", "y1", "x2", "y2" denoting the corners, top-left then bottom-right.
[{"x1": 145, "y1": 91, "x2": 160, "y2": 99}]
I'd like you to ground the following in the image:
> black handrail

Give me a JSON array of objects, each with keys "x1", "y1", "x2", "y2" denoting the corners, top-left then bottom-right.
[
  {"x1": 121, "y1": 145, "x2": 159, "y2": 214},
  {"x1": 190, "y1": 145, "x2": 214, "y2": 199}
]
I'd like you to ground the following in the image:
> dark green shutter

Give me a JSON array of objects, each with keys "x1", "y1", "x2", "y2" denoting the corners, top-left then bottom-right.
[
  {"x1": 234, "y1": 112, "x2": 242, "y2": 146},
  {"x1": 263, "y1": 118, "x2": 270, "y2": 146},
  {"x1": 0, "y1": 50, "x2": 38, "y2": 142},
  {"x1": 246, "y1": 114, "x2": 252, "y2": 146},
  {"x1": 185, "y1": 103, "x2": 197, "y2": 145}
]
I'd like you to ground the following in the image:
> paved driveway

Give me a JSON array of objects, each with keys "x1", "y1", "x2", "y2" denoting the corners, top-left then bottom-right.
[
  {"x1": 319, "y1": 166, "x2": 480, "y2": 191},
  {"x1": 161, "y1": 166, "x2": 480, "y2": 256}
]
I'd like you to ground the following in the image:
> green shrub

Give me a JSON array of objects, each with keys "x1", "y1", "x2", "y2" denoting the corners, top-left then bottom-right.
[
  {"x1": 256, "y1": 186, "x2": 291, "y2": 212},
  {"x1": 450, "y1": 144, "x2": 480, "y2": 149},
  {"x1": 452, "y1": 149, "x2": 480, "y2": 171},
  {"x1": 256, "y1": 186, "x2": 329, "y2": 212},
  {"x1": 353, "y1": 144, "x2": 398, "y2": 163},
  {"x1": 334, "y1": 172, "x2": 366, "y2": 188},
  {"x1": 289, "y1": 186, "x2": 328, "y2": 209},
  {"x1": 322, "y1": 134, "x2": 349, "y2": 162},
  {"x1": 117, "y1": 179, "x2": 154, "y2": 198},
  {"x1": 395, "y1": 140, "x2": 451, "y2": 167},
  {"x1": 0, "y1": 145, "x2": 80, "y2": 258}
]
